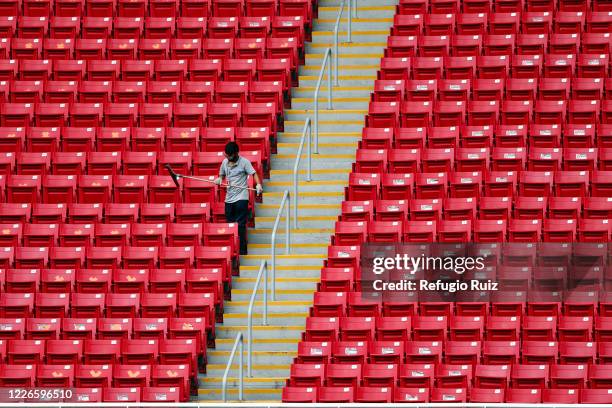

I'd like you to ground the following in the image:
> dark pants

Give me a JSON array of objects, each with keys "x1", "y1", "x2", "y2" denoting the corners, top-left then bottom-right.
[{"x1": 225, "y1": 200, "x2": 249, "y2": 255}]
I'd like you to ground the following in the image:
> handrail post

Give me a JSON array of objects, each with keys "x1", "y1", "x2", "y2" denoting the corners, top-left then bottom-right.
[
  {"x1": 347, "y1": 0, "x2": 352, "y2": 43},
  {"x1": 313, "y1": 48, "x2": 332, "y2": 155},
  {"x1": 332, "y1": 0, "x2": 353, "y2": 86},
  {"x1": 327, "y1": 49, "x2": 332, "y2": 110},
  {"x1": 247, "y1": 260, "x2": 268, "y2": 377},
  {"x1": 221, "y1": 332, "x2": 244, "y2": 402},
  {"x1": 293, "y1": 118, "x2": 312, "y2": 230},
  {"x1": 333, "y1": 0, "x2": 344, "y2": 87},
  {"x1": 285, "y1": 192, "x2": 290, "y2": 255},
  {"x1": 270, "y1": 190, "x2": 290, "y2": 301}
]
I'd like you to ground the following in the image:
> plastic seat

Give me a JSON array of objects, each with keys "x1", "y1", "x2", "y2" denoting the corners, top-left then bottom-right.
[{"x1": 282, "y1": 386, "x2": 317, "y2": 403}]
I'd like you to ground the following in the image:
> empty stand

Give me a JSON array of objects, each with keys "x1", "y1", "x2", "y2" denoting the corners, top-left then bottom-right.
[{"x1": 284, "y1": 0, "x2": 612, "y2": 403}]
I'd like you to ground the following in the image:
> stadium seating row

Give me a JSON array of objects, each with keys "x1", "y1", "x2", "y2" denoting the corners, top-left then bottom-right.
[
  {"x1": 391, "y1": 12, "x2": 612, "y2": 35},
  {"x1": 0, "y1": 0, "x2": 315, "y2": 20},
  {"x1": 0, "y1": 60, "x2": 294, "y2": 90},
  {"x1": 397, "y1": 0, "x2": 610, "y2": 14},
  {"x1": 283, "y1": 385, "x2": 612, "y2": 403},
  {"x1": 362, "y1": 126, "x2": 612, "y2": 149},
  {"x1": 379, "y1": 55, "x2": 611, "y2": 79},
  {"x1": 1, "y1": 15, "x2": 306, "y2": 41}
]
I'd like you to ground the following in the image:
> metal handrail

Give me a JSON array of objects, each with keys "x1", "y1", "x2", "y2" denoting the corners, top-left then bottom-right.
[
  {"x1": 313, "y1": 47, "x2": 332, "y2": 154},
  {"x1": 270, "y1": 190, "x2": 290, "y2": 301},
  {"x1": 292, "y1": 118, "x2": 312, "y2": 229},
  {"x1": 221, "y1": 332, "x2": 244, "y2": 402},
  {"x1": 246, "y1": 260, "x2": 268, "y2": 377},
  {"x1": 333, "y1": 0, "x2": 353, "y2": 86}
]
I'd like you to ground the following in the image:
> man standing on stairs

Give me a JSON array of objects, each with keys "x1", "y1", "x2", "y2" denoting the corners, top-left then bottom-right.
[{"x1": 215, "y1": 141, "x2": 263, "y2": 255}]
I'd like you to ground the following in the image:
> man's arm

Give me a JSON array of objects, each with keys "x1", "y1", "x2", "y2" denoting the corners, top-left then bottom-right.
[
  {"x1": 215, "y1": 160, "x2": 226, "y2": 185},
  {"x1": 253, "y1": 172, "x2": 262, "y2": 188},
  {"x1": 244, "y1": 160, "x2": 263, "y2": 195}
]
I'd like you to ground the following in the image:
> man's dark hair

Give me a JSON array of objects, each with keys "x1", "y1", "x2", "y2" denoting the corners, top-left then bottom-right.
[{"x1": 225, "y1": 141, "x2": 239, "y2": 155}]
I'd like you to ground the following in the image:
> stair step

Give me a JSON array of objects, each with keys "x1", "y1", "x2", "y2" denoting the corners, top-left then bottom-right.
[
  {"x1": 197, "y1": 388, "x2": 281, "y2": 401},
  {"x1": 223, "y1": 302, "x2": 314, "y2": 314},
  {"x1": 199, "y1": 377, "x2": 286, "y2": 388},
  {"x1": 216, "y1": 325, "x2": 304, "y2": 339},
  {"x1": 215, "y1": 337, "x2": 300, "y2": 351},
  {"x1": 307, "y1": 42, "x2": 387, "y2": 51},
  {"x1": 203, "y1": 366, "x2": 290, "y2": 378},
  {"x1": 222, "y1": 315, "x2": 308, "y2": 326},
  {"x1": 275, "y1": 146, "x2": 357, "y2": 157},
  {"x1": 298, "y1": 74, "x2": 377, "y2": 86},
  {"x1": 311, "y1": 31, "x2": 390, "y2": 42},
  {"x1": 263, "y1": 180, "x2": 346, "y2": 193},
  {"x1": 300, "y1": 64, "x2": 379, "y2": 71},
  {"x1": 206, "y1": 351, "x2": 296, "y2": 366},
  {"x1": 247, "y1": 242, "x2": 328, "y2": 254},
  {"x1": 265, "y1": 170, "x2": 349, "y2": 183},
  {"x1": 317, "y1": 6, "x2": 396, "y2": 19},
  {"x1": 260, "y1": 192, "x2": 344, "y2": 207},
  {"x1": 291, "y1": 88, "x2": 373, "y2": 100},
  {"x1": 237, "y1": 267, "x2": 322, "y2": 278},
  {"x1": 290, "y1": 97, "x2": 370, "y2": 109},
  {"x1": 318, "y1": 0, "x2": 398, "y2": 5},
  {"x1": 239, "y1": 253, "x2": 325, "y2": 266},
  {"x1": 229, "y1": 288, "x2": 314, "y2": 301},
  {"x1": 279, "y1": 131, "x2": 361, "y2": 143},
  {"x1": 305, "y1": 53, "x2": 383, "y2": 65},
  {"x1": 254, "y1": 217, "x2": 337, "y2": 230},
  {"x1": 285, "y1": 109, "x2": 367, "y2": 122}
]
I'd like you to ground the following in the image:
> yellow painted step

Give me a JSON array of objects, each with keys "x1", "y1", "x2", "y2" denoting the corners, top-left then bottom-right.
[
  {"x1": 286, "y1": 108, "x2": 367, "y2": 114},
  {"x1": 273, "y1": 153, "x2": 356, "y2": 159},
  {"x1": 317, "y1": 18, "x2": 393, "y2": 24},
  {"x1": 262, "y1": 191, "x2": 344, "y2": 197},
  {"x1": 234, "y1": 276, "x2": 319, "y2": 283},
  {"x1": 300, "y1": 74, "x2": 376, "y2": 80},
  {"x1": 281, "y1": 132, "x2": 360, "y2": 138},
  {"x1": 301, "y1": 65, "x2": 379, "y2": 71},
  {"x1": 255, "y1": 216, "x2": 337, "y2": 222},
  {"x1": 241, "y1": 253, "x2": 325, "y2": 259},
  {"x1": 277, "y1": 142, "x2": 356, "y2": 148},
  {"x1": 240, "y1": 264, "x2": 322, "y2": 270},
  {"x1": 199, "y1": 377, "x2": 285, "y2": 383},
  {"x1": 199, "y1": 389, "x2": 280, "y2": 397},
  {"x1": 265, "y1": 179, "x2": 347, "y2": 186},
  {"x1": 249, "y1": 227, "x2": 334, "y2": 233},
  {"x1": 258, "y1": 202, "x2": 340, "y2": 208},
  {"x1": 226, "y1": 300, "x2": 311, "y2": 307},
  {"x1": 216, "y1": 337, "x2": 300, "y2": 344},
  {"x1": 207, "y1": 364, "x2": 290, "y2": 370},
  {"x1": 269, "y1": 169, "x2": 350, "y2": 175},
  {"x1": 284, "y1": 120, "x2": 362, "y2": 127},
  {"x1": 224, "y1": 313, "x2": 308, "y2": 320},
  {"x1": 313, "y1": 30, "x2": 390, "y2": 36},
  {"x1": 305, "y1": 52, "x2": 383, "y2": 58},
  {"x1": 310, "y1": 42, "x2": 386, "y2": 48},
  {"x1": 249, "y1": 242, "x2": 329, "y2": 248},
  {"x1": 319, "y1": 5, "x2": 395, "y2": 10},
  {"x1": 295, "y1": 85, "x2": 373, "y2": 91},
  {"x1": 231, "y1": 289, "x2": 314, "y2": 295},
  {"x1": 292, "y1": 97, "x2": 370, "y2": 103},
  {"x1": 220, "y1": 325, "x2": 304, "y2": 331},
  {"x1": 209, "y1": 350, "x2": 295, "y2": 357},
  {"x1": 241, "y1": 254, "x2": 324, "y2": 261}
]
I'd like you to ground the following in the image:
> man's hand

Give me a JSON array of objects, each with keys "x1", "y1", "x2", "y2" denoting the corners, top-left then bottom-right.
[
  {"x1": 214, "y1": 177, "x2": 222, "y2": 185},
  {"x1": 256, "y1": 184, "x2": 263, "y2": 195}
]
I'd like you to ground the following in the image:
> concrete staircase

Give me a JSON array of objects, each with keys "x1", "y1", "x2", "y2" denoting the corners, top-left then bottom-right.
[{"x1": 197, "y1": 0, "x2": 395, "y2": 401}]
